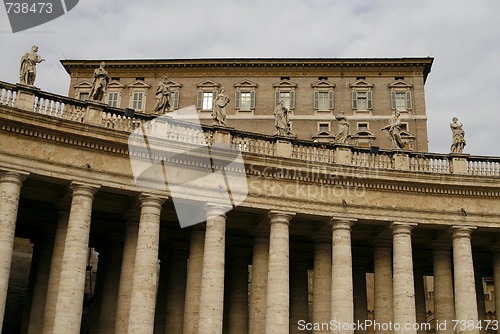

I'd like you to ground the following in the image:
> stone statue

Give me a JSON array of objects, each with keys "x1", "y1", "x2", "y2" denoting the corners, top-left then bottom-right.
[
  {"x1": 335, "y1": 110, "x2": 350, "y2": 144},
  {"x1": 450, "y1": 117, "x2": 466, "y2": 154},
  {"x1": 153, "y1": 76, "x2": 171, "y2": 114},
  {"x1": 88, "y1": 62, "x2": 110, "y2": 102},
  {"x1": 212, "y1": 87, "x2": 229, "y2": 126},
  {"x1": 274, "y1": 100, "x2": 292, "y2": 136},
  {"x1": 382, "y1": 111, "x2": 404, "y2": 149},
  {"x1": 19, "y1": 45, "x2": 45, "y2": 86}
]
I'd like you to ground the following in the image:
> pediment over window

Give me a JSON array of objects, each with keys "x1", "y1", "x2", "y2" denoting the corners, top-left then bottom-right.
[
  {"x1": 108, "y1": 81, "x2": 126, "y2": 89},
  {"x1": 73, "y1": 81, "x2": 92, "y2": 89},
  {"x1": 196, "y1": 80, "x2": 221, "y2": 88},
  {"x1": 311, "y1": 80, "x2": 336, "y2": 89},
  {"x1": 312, "y1": 131, "x2": 335, "y2": 143},
  {"x1": 272, "y1": 79, "x2": 298, "y2": 89},
  {"x1": 162, "y1": 79, "x2": 183, "y2": 89},
  {"x1": 127, "y1": 81, "x2": 151, "y2": 89},
  {"x1": 349, "y1": 80, "x2": 374, "y2": 89},
  {"x1": 351, "y1": 130, "x2": 376, "y2": 139},
  {"x1": 234, "y1": 79, "x2": 258, "y2": 88},
  {"x1": 388, "y1": 80, "x2": 413, "y2": 89}
]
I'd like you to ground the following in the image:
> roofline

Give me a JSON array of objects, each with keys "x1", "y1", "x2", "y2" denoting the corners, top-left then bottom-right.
[{"x1": 60, "y1": 57, "x2": 434, "y2": 82}]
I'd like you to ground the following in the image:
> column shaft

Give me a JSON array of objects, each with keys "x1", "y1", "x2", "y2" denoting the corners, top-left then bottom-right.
[
  {"x1": 228, "y1": 249, "x2": 251, "y2": 334},
  {"x1": 266, "y1": 211, "x2": 294, "y2": 334},
  {"x1": 127, "y1": 195, "x2": 164, "y2": 333},
  {"x1": 183, "y1": 227, "x2": 205, "y2": 334},
  {"x1": 452, "y1": 226, "x2": 479, "y2": 334},
  {"x1": 164, "y1": 247, "x2": 188, "y2": 334},
  {"x1": 198, "y1": 204, "x2": 228, "y2": 334},
  {"x1": 312, "y1": 236, "x2": 331, "y2": 334},
  {"x1": 392, "y1": 222, "x2": 417, "y2": 334},
  {"x1": 331, "y1": 219, "x2": 354, "y2": 334},
  {"x1": 353, "y1": 262, "x2": 368, "y2": 334},
  {"x1": 373, "y1": 239, "x2": 393, "y2": 333},
  {"x1": 432, "y1": 244, "x2": 455, "y2": 334},
  {"x1": 290, "y1": 256, "x2": 310, "y2": 334},
  {"x1": 0, "y1": 171, "x2": 26, "y2": 332},
  {"x1": 51, "y1": 183, "x2": 99, "y2": 334},
  {"x1": 249, "y1": 232, "x2": 269, "y2": 334}
]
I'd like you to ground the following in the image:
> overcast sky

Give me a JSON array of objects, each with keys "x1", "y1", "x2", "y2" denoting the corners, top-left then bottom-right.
[{"x1": 1, "y1": 0, "x2": 499, "y2": 156}]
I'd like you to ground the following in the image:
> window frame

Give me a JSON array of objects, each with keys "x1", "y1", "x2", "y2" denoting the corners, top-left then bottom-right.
[
  {"x1": 273, "y1": 79, "x2": 298, "y2": 112},
  {"x1": 196, "y1": 80, "x2": 221, "y2": 112},
  {"x1": 388, "y1": 80, "x2": 413, "y2": 113},
  {"x1": 349, "y1": 79, "x2": 374, "y2": 114},
  {"x1": 127, "y1": 80, "x2": 151, "y2": 113},
  {"x1": 311, "y1": 80, "x2": 335, "y2": 113}
]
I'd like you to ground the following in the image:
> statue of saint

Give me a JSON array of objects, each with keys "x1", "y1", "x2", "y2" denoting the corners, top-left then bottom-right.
[
  {"x1": 212, "y1": 87, "x2": 229, "y2": 126},
  {"x1": 153, "y1": 76, "x2": 171, "y2": 114},
  {"x1": 335, "y1": 110, "x2": 350, "y2": 144},
  {"x1": 382, "y1": 111, "x2": 404, "y2": 149},
  {"x1": 450, "y1": 117, "x2": 466, "y2": 154},
  {"x1": 88, "y1": 62, "x2": 110, "y2": 102},
  {"x1": 274, "y1": 100, "x2": 292, "y2": 136},
  {"x1": 19, "y1": 45, "x2": 45, "y2": 86}
]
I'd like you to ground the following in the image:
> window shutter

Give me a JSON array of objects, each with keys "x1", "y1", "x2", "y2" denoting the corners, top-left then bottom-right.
[
  {"x1": 314, "y1": 90, "x2": 319, "y2": 110},
  {"x1": 367, "y1": 90, "x2": 373, "y2": 109},
  {"x1": 250, "y1": 90, "x2": 256, "y2": 109},
  {"x1": 290, "y1": 90, "x2": 295, "y2": 109},
  {"x1": 406, "y1": 91, "x2": 412, "y2": 110},
  {"x1": 212, "y1": 89, "x2": 217, "y2": 102},
  {"x1": 352, "y1": 91, "x2": 357, "y2": 109},
  {"x1": 328, "y1": 90, "x2": 334, "y2": 110},
  {"x1": 197, "y1": 90, "x2": 203, "y2": 109},
  {"x1": 235, "y1": 90, "x2": 241, "y2": 109},
  {"x1": 172, "y1": 91, "x2": 179, "y2": 110},
  {"x1": 391, "y1": 91, "x2": 396, "y2": 110},
  {"x1": 275, "y1": 90, "x2": 280, "y2": 106}
]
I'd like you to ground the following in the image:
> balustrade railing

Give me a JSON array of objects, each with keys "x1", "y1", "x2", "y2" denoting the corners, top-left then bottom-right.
[{"x1": 1, "y1": 80, "x2": 499, "y2": 178}]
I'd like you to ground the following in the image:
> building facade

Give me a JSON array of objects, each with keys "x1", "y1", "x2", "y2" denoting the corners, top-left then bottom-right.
[{"x1": 0, "y1": 57, "x2": 500, "y2": 334}]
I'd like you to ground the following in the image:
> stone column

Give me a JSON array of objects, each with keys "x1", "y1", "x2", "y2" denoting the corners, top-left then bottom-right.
[
  {"x1": 373, "y1": 237, "x2": 393, "y2": 333},
  {"x1": 249, "y1": 228, "x2": 269, "y2": 334},
  {"x1": 431, "y1": 241, "x2": 455, "y2": 334},
  {"x1": 183, "y1": 225, "x2": 205, "y2": 334},
  {"x1": 114, "y1": 213, "x2": 139, "y2": 333},
  {"x1": 127, "y1": 195, "x2": 165, "y2": 333},
  {"x1": 312, "y1": 233, "x2": 331, "y2": 334},
  {"x1": 164, "y1": 244, "x2": 189, "y2": 334},
  {"x1": 492, "y1": 244, "x2": 500, "y2": 334},
  {"x1": 27, "y1": 225, "x2": 55, "y2": 334},
  {"x1": 353, "y1": 259, "x2": 368, "y2": 334},
  {"x1": 0, "y1": 171, "x2": 27, "y2": 332},
  {"x1": 227, "y1": 248, "x2": 251, "y2": 334},
  {"x1": 392, "y1": 222, "x2": 417, "y2": 334},
  {"x1": 451, "y1": 226, "x2": 479, "y2": 334},
  {"x1": 51, "y1": 182, "x2": 99, "y2": 334},
  {"x1": 198, "y1": 204, "x2": 228, "y2": 334},
  {"x1": 475, "y1": 270, "x2": 486, "y2": 334},
  {"x1": 266, "y1": 211, "x2": 295, "y2": 334},
  {"x1": 97, "y1": 234, "x2": 124, "y2": 334},
  {"x1": 153, "y1": 249, "x2": 168, "y2": 334},
  {"x1": 290, "y1": 253, "x2": 310, "y2": 334},
  {"x1": 330, "y1": 218, "x2": 355, "y2": 334},
  {"x1": 413, "y1": 262, "x2": 427, "y2": 334},
  {"x1": 42, "y1": 205, "x2": 69, "y2": 334}
]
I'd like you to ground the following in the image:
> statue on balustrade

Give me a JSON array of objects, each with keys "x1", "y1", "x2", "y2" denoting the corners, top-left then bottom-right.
[
  {"x1": 382, "y1": 111, "x2": 404, "y2": 149},
  {"x1": 450, "y1": 117, "x2": 466, "y2": 154},
  {"x1": 212, "y1": 87, "x2": 229, "y2": 126},
  {"x1": 335, "y1": 110, "x2": 351, "y2": 144},
  {"x1": 19, "y1": 45, "x2": 45, "y2": 86},
  {"x1": 153, "y1": 76, "x2": 171, "y2": 114},
  {"x1": 274, "y1": 100, "x2": 293, "y2": 136},
  {"x1": 88, "y1": 62, "x2": 110, "y2": 102}
]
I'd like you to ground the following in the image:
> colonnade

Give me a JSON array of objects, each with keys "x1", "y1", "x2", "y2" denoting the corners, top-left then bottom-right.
[{"x1": 0, "y1": 170, "x2": 497, "y2": 334}]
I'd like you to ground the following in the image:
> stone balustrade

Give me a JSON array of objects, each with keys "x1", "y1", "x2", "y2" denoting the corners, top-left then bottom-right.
[{"x1": 1, "y1": 80, "x2": 499, "y2": 178}]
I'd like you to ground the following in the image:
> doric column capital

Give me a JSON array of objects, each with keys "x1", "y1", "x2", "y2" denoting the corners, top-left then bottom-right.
[
  {"x1": 450, "y1": 225, "x2": 476, "y2": 240},
  {"x1": 329, "y1": 217, "x2": 356, "y2": 231},
  {"x1": 268, "y1": 210, "x2": 295, "y2": 226},
  {"x1": 205, "y1": 203, "x2": 229, "y2": 220},
  {"x1": 139, "y1": 193, "x2": 167, "y2": 209},
  {"x1": 0, "y1": 170, "x2": 29, "y2": 185},
  {"x1": 391, "y1": 222, "x2": 417, "y2": 235},
  {"x1": 70, "y1": 181, "x2": 100, "y2": 198}
]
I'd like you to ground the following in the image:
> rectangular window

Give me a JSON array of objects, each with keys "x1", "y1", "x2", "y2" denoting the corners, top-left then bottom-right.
[
  {"x1": 395, "y1": 92, "x2": 406, "y2": 111},
  {"x1": 317, "y1": 92, "x2": 330, "y2": 111},
  {"x1": 107, "y1": 92, "x2": 119, "y2": 107},
  {"x1": 400, "y1": 123, "x2": 408, "y2": 131},
  {"x1": 357, "y1": 122, "x2": 369, "y2": 131},
  {"x1": 79, "y1": 92, "x2": 89, "y2": 101},
  {"x1": 352, "y1": 91, "x2": 372, "y2": 110},
  {"x1": 280, "y1": 92, "x2": 291, "y2": 110},
  {"x1": 132, "y1": 92, "x2": 144, "y2": 110},
  {"x1": 318, "y1": 122, "x2": 330, "y2": 132},
  {"x1": 356, "y1": 92, "x2": 368, "y2": 110},
  {"x1": 240, "y1": 92, "x2": 252, "y2": 111},
  {"x1": 202, "y1": 92, "x2": 213, "y2": 110}
]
